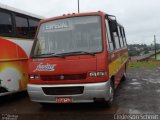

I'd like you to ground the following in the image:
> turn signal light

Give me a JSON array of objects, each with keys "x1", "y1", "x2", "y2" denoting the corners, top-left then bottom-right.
[{"x1": 29, "y1": 75, "x2": 39, "y2": 79}]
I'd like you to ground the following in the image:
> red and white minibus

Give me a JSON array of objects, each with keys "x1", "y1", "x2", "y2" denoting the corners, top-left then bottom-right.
[
  {"x1": 27, "y1": 11, "x2": 129, "y2": 106},
  {"x1": 0, "y1": 3, "x2": 43, "y2": 96}
]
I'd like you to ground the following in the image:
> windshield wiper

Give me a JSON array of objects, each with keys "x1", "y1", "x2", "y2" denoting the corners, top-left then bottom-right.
[
  {"x1": 56, "y1": 51, "x2": 95, "y2": 56},
  {"x1": 36, "y1": 53, "x2": 55, "y2": 56},
  {"x1": 33, "y1": 53, "x2": 64, "y2": 58},
  {"x1": 32, "y1": 51, "x2": 95, "y2": 58}
]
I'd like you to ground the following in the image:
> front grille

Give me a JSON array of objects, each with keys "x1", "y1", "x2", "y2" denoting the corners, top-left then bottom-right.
[
  {"x1": 41, "y1": 74, "x2": 87, "y2": 81},
  {"x1": 42, "y1": 86, "x2": 84, "y2": 95}
]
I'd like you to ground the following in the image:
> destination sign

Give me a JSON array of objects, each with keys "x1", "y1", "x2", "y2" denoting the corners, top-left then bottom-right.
[{"x1": 45, "y1": 22, "x2": 69, "y2": 30}]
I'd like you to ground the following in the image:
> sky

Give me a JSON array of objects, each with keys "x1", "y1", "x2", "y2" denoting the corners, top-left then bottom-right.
[{"x1": 1, "y1": 0, "x2": 160, "y2": 45}]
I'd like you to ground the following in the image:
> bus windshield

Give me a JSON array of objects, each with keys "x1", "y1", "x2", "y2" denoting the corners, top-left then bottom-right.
[{"x1": 32, "y1": 16, "x2": 102, "y2": 57}]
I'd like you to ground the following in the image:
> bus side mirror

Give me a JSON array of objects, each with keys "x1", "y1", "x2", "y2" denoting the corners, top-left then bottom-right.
[{"x1": 109, "y1": 20, "x2": 117, "y2": 32}]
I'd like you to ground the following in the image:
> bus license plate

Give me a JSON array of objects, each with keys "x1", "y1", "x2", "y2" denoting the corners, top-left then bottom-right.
[{"x1": 56, "y1": 97, "x2": 72, "y2": 103}]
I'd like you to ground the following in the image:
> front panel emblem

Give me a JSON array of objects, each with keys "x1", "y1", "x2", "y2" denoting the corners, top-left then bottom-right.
[
  {"x1": 60, "y1": 75, "x2": 64, "y2": 80},
  {"x1": 34, "y1": 63, "x2": 56, "y2": 72}
]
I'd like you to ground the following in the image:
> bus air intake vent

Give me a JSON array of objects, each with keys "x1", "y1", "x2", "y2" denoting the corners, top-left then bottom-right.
[
  {"x1": 42, "y1": 86, "x2": 84, "y2": 95},
  {"x1": 41, "y1": 74, "x2": 87, "y2": 81}
]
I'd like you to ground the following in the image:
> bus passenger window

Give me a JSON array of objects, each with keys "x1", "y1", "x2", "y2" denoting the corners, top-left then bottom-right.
[
  {"x1": 105, "y1": 20, "x2": 114, "y2": 52},
  {"x1": 118, "y1": 26, "x2": 124, "y2": 48},
  {"x1": 120, "y1": 27, "x2": 125, "y2": 47},
  {"x1": 113, "y1": 31, "x2": 120, "y2": 49},
  {"x1": 29, "y1": 19, "x2": 39, "y2": 38},
  {"x1": 0, "y1": 11, "x2": 13, "y2": 34},
  {"x1": 15, "y1": 16, "x2": 29, "y2": 37},
  {"x1": 122, "y1": 28, "x2": 127, "y2": 47}
]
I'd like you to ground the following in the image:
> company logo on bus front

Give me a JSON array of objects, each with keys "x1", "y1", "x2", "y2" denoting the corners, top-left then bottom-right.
[{"x1": 34, "y1": 63, "x2": 56, "y2": 72}]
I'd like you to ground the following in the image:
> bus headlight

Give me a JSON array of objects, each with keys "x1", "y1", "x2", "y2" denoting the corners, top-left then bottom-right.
[
  {"x1": 89, "y1": 71, "x2": 107, "y2": 77},
  {"x1": 89, "y1": 72, "x2": 97, "y2": 77},
  {"x1": 97, "y1": 71, "x2": 107, "y2": 76}
]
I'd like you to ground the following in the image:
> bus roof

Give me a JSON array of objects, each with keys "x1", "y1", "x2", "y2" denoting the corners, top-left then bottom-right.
[
  {"x1": 40, "y1": 11, "x2": 106, "y2": 23},
  {"x1": 0, "y1": 3, "x2": 45, "y2": 19},
  {"x1": 40, "y1": 11, "x2": 123, "y2": 27}
]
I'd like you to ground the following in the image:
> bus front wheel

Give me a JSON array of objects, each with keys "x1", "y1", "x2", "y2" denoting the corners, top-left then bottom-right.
[{"x1": 106, "y1": 80, "x2": 114, "y2": 107}]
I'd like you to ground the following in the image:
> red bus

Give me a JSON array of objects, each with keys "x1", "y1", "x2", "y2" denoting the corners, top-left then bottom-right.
[{"x1": 27, "y1": 11, "x2": 129, "y2": 106}]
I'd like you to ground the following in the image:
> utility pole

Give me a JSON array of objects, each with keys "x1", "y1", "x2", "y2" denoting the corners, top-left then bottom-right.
[
  {"x1": 78, "y1": 0, "x2": 80, "y2": 13},
  {"x1": 154, "y1": 35, "x2": 157, "y2": 60}
]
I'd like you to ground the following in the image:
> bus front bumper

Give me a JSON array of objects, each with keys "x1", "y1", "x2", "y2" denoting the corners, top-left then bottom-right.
[{"x1": 27, "y1": 80, "x2": 111, "y2": 103}]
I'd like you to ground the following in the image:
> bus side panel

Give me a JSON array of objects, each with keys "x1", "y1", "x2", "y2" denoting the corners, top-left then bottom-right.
[
  {"x1": 108, "y1": 49, "x2": 128, "y2": 87},
  {"x1": 0, "y1": 61, "x2": 28, "y2": 93},
  {"x1": 114, "y1": 63, "x2": 126, "y2": 87},
  {"x1": 0, "y1": 38, "x2": 29, "y2": 95}
]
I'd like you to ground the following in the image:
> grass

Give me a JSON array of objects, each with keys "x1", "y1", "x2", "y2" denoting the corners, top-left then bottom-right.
[
  {"x1": 128, "y1": 60, "x2": 160, "y2": 69},
  {"x1": 151, "y1": 53, "x2": 160, "y2": 60}
]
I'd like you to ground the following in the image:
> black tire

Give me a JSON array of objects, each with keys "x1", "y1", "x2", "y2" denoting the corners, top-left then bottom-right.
[
  {"x1": 121, "y1": 72, "x2": 126, "y2": 81},
  {"x1": 106, "y1": 80, "x2": 114, "y2": 107},
  {"x1": 0, "y1": 87, "x2": 8, "y2": 93}
]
